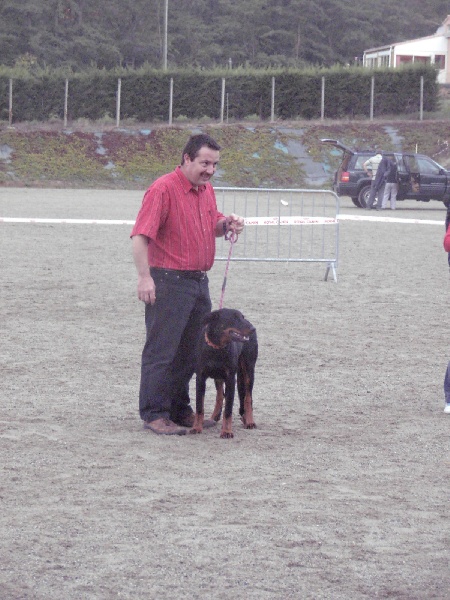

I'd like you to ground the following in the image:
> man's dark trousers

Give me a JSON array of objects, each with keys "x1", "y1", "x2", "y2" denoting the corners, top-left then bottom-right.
[{"x1": 139, "y1": 269, "x2": 212, "y2": 423}]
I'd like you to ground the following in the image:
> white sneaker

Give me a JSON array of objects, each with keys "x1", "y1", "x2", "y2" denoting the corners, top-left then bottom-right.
[{"x1": 444, "y1": 404, "x2": 450, "y2": 414}]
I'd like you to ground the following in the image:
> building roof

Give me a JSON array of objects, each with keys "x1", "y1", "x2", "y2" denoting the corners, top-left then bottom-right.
[
  {"x1": 364, "y1": 15, "x2": 450, "y2": 54},
  {"x1": 364, "y1": 34, "x2": 441, "y2": 55}
]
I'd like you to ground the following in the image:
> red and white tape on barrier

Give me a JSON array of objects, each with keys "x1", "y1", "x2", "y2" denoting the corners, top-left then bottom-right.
[
  {"x1": 244, "y1": 216, "x2": 337, "y2": 225},
  {"x1": 0, "y1": 216, "x2": 335, "y2": 226}
]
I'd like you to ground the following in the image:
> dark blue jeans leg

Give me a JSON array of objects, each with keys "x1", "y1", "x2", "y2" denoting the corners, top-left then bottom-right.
[
  {"x1": 375, "y1": 184, "x2": 385, "y2": 209},
  {"x1": 444, "y1": 361, "x2": 450, "y2": 404},
  {"x1": 169, "y1": 277, "x2": 212, "y2": 422},
  {"x1": 367, "y1": 180, "x2": 377, "y2": 208},
  {"x1": 139, "y1": 272, "x2": 211, "y2": 423}
]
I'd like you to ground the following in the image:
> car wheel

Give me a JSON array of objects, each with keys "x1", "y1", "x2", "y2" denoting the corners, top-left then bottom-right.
[
  {"x1": 358, "y1": 185, "x2": 371, "y2": 208},
  {"x1": 351, "y1": 197, "x2": 362, "y2": 207}
]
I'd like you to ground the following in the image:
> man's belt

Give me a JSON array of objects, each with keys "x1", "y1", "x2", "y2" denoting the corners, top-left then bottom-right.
[{"x1": 150, "y1": 267, "x2": 207, "y2": 281}]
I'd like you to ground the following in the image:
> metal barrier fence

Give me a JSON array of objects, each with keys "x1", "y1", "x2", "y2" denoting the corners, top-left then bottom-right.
[{"x1": 214, "y1": 188, "x2": 339, "y2": 282}]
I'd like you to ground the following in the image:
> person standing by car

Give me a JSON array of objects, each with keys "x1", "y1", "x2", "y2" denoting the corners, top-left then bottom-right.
[
  {"x1": 131, "y1": 133, "x2": 245, "y2": 435},
  {"x1": 381, "y1": 157, "x2": 398, "y2": 210},
  {"x1": 363, "y1": 149, "x2": 383, "y2": 209},
  {"x1": 372, "y1": 154, "x2": 390, "y2": 210}
]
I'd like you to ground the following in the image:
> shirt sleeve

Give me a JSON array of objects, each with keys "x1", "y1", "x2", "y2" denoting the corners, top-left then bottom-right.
[{"x1": 130, "y1": 184, "x2": 168, "y2": 240}]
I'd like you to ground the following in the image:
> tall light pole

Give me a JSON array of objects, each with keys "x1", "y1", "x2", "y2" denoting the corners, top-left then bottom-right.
[{"x1": 163, "y1": 0, "x2": 168, "y2": 70}]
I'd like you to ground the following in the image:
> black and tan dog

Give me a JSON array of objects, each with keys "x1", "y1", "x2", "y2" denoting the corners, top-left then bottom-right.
[{"x1": 190, "y1": 308, "x2": 258, "y2": 439}]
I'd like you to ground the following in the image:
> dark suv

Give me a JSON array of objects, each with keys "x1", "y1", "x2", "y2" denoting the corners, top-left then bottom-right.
[{"x1": 321, "y1": 139, "x2": 450, "y2": 208}]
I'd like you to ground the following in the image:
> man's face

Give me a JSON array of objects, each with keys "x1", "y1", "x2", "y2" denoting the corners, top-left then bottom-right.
[{"x1": 181, "y1": 146, "x2": 220, "y2": 188}]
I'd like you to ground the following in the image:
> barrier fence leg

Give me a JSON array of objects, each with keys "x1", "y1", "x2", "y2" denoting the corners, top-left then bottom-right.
[{"x1": 324, "y1": 261, "x2": 337, "y2": 282}]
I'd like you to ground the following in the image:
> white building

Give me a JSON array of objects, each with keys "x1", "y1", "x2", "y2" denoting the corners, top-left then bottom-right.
[{"x1": 363, "y1": 15, "x2": 450, "y2": 84}]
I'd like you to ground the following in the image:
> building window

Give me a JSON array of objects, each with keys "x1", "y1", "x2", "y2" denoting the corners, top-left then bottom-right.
[
  {"x1": 435, "y1": 54, "x2": 446, "y2": 69},
  {"x1": 379, "y1": 55, "x2": 390, "y2": 67},
  {"x1": 397, "y1": 55, "x2": 413, "y2": 65}
]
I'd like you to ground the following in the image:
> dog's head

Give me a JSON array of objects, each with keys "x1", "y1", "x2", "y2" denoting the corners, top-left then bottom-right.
[{"x1": 203, "y1": 308, "x2": 255, "y2": 347}]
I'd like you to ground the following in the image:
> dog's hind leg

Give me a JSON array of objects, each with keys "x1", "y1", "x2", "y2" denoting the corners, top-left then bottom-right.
[
  {"x1": 241, "y1": 391, "x2": 256, "y2": 429},
  {"x1": 190, "y1": 375, "x2": 206, "y2": 434}
]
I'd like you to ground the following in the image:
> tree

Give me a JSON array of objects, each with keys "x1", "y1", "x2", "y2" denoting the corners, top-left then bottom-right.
[{"x1": 0, "y1": 0, "x2": 449, "y2": 70}]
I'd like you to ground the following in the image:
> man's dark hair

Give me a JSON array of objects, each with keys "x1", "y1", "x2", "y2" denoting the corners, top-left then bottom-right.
[{"x1": 181, "y1": 134, "x2": 221, "y2": 164}]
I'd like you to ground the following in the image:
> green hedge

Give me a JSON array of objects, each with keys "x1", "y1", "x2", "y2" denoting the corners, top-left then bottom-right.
[{"x1": 0, "y1": 64, "x2": 438, "y2": 123}]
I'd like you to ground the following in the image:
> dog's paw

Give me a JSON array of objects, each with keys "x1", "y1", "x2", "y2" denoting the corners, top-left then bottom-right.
[
  {"x1": 220, "y1": 430, "x2": 234, "y2": 439},
  {"x1": 241, "y1": 415, "x2": 256, "y2": 429},
  {"x1": 189, "y1": 427, "x2": 203, "y2": 434}
]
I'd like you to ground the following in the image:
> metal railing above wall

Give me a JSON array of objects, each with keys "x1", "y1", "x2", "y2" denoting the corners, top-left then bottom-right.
[
  {"x1": 214, "y1": 187, "x2": 339, "y2": 282},
  {"x1": 4, "y1": 73, "x2": 429, "y2": 126}
]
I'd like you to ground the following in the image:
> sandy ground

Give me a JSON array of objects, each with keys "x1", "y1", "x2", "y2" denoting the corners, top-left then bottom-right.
[{"x1": 1, "y1": 188, "x2": 449, "y2": 600}]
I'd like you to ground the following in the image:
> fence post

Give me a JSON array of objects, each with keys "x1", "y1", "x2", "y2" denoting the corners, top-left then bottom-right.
[
  {"x1": 168, "y1": 77, "x2": 173, "y2": 125},
  {"x1": 321, "y1": 76, "x2": 325, "y2": 120},
  {"x1": 220, "y1": 78, "x2": 225, "y2": 123},
  {"x1": 63, "y1": 79, "x2": 69, "y2": 128},
  {"x1": 8, "y1": 78, "x2": 13, "y2": 127},
  {"x1": 419, "y1": 75, "x2": 424, "y2": 121},
  {"x1": 271, "y1": 76, "x2": 275, "y2": 122},
  {"x1": 370, "y1": 76, "x2": 374, "y2": 121},
  {"x1": 115, "y1": 78, "x2": 121, "y2": 128}
]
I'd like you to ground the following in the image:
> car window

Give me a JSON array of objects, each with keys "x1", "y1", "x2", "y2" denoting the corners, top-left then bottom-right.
[
  {"x1": 354, "y1": 156, "x2": 368, "y2": 169},
  {"x1": 341, "y1": 154, "x2": 351, "y2": 170},
  {"x1": 403, "y1": 155, "x2": 419, "y2": 172},
  {"x1": 416, "y1": 156, "x2": 441, "y2": 175},
  {"x1": 397, "y1": 156, "x2": 408, "y2": 174}
]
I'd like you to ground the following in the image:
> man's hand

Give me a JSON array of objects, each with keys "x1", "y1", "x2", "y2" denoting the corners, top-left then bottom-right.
[
  {"x1": 226, "y1": 213, "x2": 245, "y2": 235},
  {"x1": 132, "y1": 234, "x2": 156, "y2": 304},
  {"x1": 137, "y1": 274, "x2": 156, "y2": 305}
]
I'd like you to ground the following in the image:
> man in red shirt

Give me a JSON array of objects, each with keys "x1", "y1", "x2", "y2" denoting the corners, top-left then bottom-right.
[{"x1": 131, "y1": 133, "x2": 244, "y2": 435}]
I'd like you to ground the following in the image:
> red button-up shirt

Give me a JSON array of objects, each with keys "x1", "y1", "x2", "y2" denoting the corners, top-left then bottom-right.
[{"x1": 131, "y1": 166, "x2": 225, "y2": 271}]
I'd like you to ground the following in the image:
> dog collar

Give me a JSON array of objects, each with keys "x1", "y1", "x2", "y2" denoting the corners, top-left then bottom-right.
[{"x1": 204, "y1": 332, "x2": 223, "y2": 350}]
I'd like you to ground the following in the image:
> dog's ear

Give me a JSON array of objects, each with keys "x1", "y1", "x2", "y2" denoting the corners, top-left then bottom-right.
[{"x1": 202, "y1": 310, "x2": 219, "y2": 326}]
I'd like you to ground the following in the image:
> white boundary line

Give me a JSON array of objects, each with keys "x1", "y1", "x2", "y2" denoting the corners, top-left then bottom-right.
[
  {"x1": 0, "y1": 214, "x2": 445, "y2": 226},
  {"x1": 0, "y1": 217, "x2": 136, "y2": 225},
  {"x1": 338, "y1": 213, "x2": 444, "y2": 225}
]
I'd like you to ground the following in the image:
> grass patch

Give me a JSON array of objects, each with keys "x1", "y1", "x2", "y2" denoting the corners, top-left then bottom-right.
[{"x1": 1, "y1": 120, "x2": 450, "y2": 189}]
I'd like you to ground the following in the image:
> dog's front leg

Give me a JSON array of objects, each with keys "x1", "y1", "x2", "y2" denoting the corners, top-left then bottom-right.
[
  {"x1": 220, "y1": 375, "x2": 236, "y2": 439},
  {"x1": 190, "y1": 375, "x2": 206, "y2": 434},
  {"x1": 210, "y1": 379, "x2": 224, "y2": 422}
]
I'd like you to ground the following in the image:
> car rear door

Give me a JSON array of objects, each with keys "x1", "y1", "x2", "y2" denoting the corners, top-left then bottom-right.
[{"x1": 320, "y1": 139, "x2": 355, "y2": 192}]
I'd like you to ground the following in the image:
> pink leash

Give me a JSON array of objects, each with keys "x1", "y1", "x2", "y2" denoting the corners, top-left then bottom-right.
[{"x1": 219, "y1": 230, "x2": 238, "y2": 309}]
